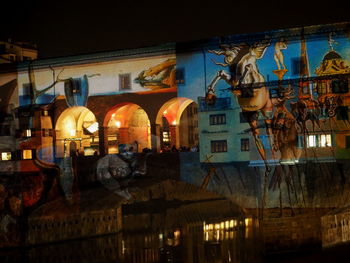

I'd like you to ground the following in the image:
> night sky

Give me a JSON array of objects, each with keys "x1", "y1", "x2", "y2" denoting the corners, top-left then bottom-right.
[{"x1": 1, "y1": 0, "x2": 349, "y2": 58}]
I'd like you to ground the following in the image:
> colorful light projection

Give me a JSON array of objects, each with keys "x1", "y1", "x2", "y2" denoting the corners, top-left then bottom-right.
[
  {"x1": 55, "y1": 106, "x2": 98, "y2": 157},
  {"x1": 106, "y1": 104, "x2": 151, "y2": 153}
]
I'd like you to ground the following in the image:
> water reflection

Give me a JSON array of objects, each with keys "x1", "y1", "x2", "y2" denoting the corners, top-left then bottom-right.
[{"x1": 1, "y1": 199, "x2": 261, "y2": 263}]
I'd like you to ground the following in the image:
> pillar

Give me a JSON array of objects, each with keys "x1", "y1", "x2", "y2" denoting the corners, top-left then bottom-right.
[
  {"x1": 98, "y1": 125, "x2": 108, "y2": 156},
  {"x1": 170, "y1": 125, "x2": 179, "y2": 148},
  {"x1": 150, "y1": 123, "x2": 161, "y2": 152}
]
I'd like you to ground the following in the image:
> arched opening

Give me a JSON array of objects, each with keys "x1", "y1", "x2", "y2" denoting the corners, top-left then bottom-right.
[
  {"x1": 156, "y1": 98, "x2": 199, "y2": 151},
  {"x1": 55, "y1": 106, "x2": 99, "y2": 157},
  {"x1": 105, "y1": 103, "x2": 151, "y2": 154}
]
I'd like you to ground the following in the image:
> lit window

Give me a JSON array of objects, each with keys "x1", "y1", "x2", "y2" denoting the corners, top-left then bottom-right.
[
  {"x1": 22, "y1": 149, "x2": 32, "y2": 159},
  {"x1": 162, "y1": 132, "x2": 170, "y2": 142},
  {"x1": 241, "y1": 138, "x2": 249, "y2": 151},
  {"x1": 320, "y1": 134, "x2": 332, "y2": 147},
  {"x1": 1, "y1": 152, "x2": 11, "y2": 161},
  {"x1": 307, "y1": 135, "x2": 317, "y2": 147},
  {"x1": 24, "y1": 129, "x2": 31, "y2": 137},
  {"x1": 307, "y1": 134, "x2": 332, "y2": 148},
  {"x1": 211, "y1": 140, "x2": 227, "y2": 153}
]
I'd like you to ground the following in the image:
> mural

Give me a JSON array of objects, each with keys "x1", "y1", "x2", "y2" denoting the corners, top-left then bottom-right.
[
  {"x1": 134, "y1": 58, "x2": 176, "y2": 92},
  {"x1": 2, "y1": 22, "x2": 350, "y2": 252},
  {"x1": 177, "y1": 30, "x2": 350, "y2": 213},
  {"x1": 18, "y1": 57, "x2": 176, "y2": 106}
]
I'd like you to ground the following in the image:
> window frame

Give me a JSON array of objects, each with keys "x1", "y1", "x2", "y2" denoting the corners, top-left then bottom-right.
[
  {"x1": 211, "y1": 140, "x2": 228, "y2": 153},
  {"x1": 241, "y1": 138, "x2": 250, "y2": 151},
  {"x1": 119, "y1": 73, "x2": 131, "y2": 91},
  {"x1": 209, "y1": 114, "x2": 226, "y2": 125}
]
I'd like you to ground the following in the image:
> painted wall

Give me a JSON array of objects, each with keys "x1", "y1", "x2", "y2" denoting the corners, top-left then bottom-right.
[{"x1": 17, "y1": 55, "x2": 176, "y2": 106}]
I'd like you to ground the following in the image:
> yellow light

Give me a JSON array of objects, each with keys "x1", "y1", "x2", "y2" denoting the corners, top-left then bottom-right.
[
  {"x1": 230, "y1": 220, "x2": 234, "y2": 228},
  {"x1": 172, "y1": 120, "x2": 177, "y2": 125},
  {"x1": 70, "y1": 130, "x2": 76, "y2": 136},
  {"x1": 115, "y1": 121, "x2": 121, "y2": 128},
  {"x1": 216, "y1": 230, "x2": 220, "y2": 241},
  {"x1": 86, "y1": 122, "x2": 99, "y2": 133},
  {"x1": 208, "y1": 224, "x2": 213, "y2": 230},
  {"x1": 215, "y1": 223, "x2": 220, "y2": 230},
  {"x1": 163, "y1": 110, "x2": 167, "y2": 115},
  {"x1": 225, "y1": 221, "x2": 230, "y2": 229},
  {"x1": 1, "y1": 152, "x2": 11, "y2": 161},
  {"x1": 245, "y1": 218, "x2": 252, "y2": 226},
  {"x1": 22, "y1": 149, "x2": 32, "y2": 160},
  {"x1": 112, "y1": 113, "x2": 116, "y2": 118},
  {"x1": 174, "y1": 229, "x2": 181, "y2": 239}
]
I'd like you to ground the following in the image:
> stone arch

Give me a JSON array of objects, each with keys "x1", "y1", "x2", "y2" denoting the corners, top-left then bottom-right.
[
  {"x1": 55, "y1": 106, "x2": 98, "y2": 157},
  {"x1": 104, "y1": 103, "x2": 151, "y2": 154},
  {"x1": 156, "y1": 98, "x2": 199, "y2": 150}
]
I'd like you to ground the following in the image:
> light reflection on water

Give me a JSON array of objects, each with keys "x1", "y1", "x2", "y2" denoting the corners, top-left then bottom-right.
[{"x1": 2, "y1": 199, "x2": 262, "y2": 263}]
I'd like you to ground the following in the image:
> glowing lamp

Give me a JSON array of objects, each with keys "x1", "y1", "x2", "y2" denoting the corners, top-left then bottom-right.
[
  {"x1": 70, "y1": 130, "x2": 76, "y2": 136},
  {"x1": 115, "y1": 120, "x2": 121, "y2": 128},
  {"x1": 172, "y1": 120, "x2": 177, "y2": 125}
]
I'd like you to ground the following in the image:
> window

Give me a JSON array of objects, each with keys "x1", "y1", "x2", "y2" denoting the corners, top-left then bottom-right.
[
  {"x1": 346, "y1": 136, "x2": 350, "y2": 149},
  {"x1": 239, "y1": 112, "x2": 248, "y2": 123},
  {"x1": 0, "y1": 124, "x2": 11, "y2": 136},
  {"x1": 175, "y1": 68, "x2": 185, "y2": 85},
  {"x1": 22, "y1": 149, "x2": 32, "y2": 159},
  {"x1": 211, "y1": 140, "x2": 227, "y2": 153},
  {"x1": 269, "y1": 88, "x2": 280, "y2": 99},
  {"x1": 291, "y1": 57, "x2": 301, "y2": 76},
  {"x1": 209, "y1": 114, "x2": 226, "y2": 125},
  {"x1": 336, "y1": 106, "x2": 349, "y2": 121},
  {"x1": 162, "y1": 132, "x2": 170, "y2": 142},
  {"x1": 241, "y1": 138, "x2": 249, "y2": 151},
  {"x1": 307, "y1": 135, "x2": 317, "y2": 147},
  {"x1": 331, "y1": 78, "x2": 348, "y2": 94},
  {"x1": 1, "y1": 152, "x2": 11, "y2": 161},
  {"x1": 307, "y1": 134, "x2": 332, "y2": 148},
  {"x1": 64, "y1": 78, "x2": 81, "y2": 94},
  {"x1": 319, "y1": 134, "x2": 332, "y2": 147},
  {"x1": 22, "y1": 83, "x2": 33, "y2": 102},
  {"x1": 24, "y1": 129, "x2": 32, "y2": 137},
  {"x1": 119, "y1": 73, "x2": 131, "y2": 90}
]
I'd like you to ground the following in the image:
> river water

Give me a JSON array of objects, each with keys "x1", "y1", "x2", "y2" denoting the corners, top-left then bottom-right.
[{"x1": 1, "y1": 197, "x2": 263, "y2": 263}]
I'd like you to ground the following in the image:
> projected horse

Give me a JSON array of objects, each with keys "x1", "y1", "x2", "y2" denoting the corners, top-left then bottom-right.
[{"x1": 207, "y1": 41, "x2": 273, "y2": 169}]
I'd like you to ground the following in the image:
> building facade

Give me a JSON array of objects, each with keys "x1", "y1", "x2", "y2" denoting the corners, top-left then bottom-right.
[{"x1": 1, "y1": 21, "x2": 350, "y2": 247}]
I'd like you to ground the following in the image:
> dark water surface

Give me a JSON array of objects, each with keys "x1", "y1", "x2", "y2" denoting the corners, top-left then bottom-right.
[{"x1": 1, "y1": 197, "x2": 263, "y2": 263}]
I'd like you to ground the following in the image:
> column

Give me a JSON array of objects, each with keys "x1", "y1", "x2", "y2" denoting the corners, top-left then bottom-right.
[
  {"x1": 150, "y1": 123, "x2": 160, "y2": 152},
  {"x1": 98, "y1": 125, "x2": 108, "y2": 156},
  {"x1": 170, "y1": 125, "x2": 179, "y2": 148}
]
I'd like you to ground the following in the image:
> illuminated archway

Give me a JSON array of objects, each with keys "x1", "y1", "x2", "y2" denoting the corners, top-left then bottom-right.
[
  {"x1": 105, "y1": 103, "x2": 151, "y2": 154},
  {"x1": 55, "y1": 106, "x2": 98, "y2": 157},
  {"x1": 156, "y1": 98, "x2": 198, "y2": 150}
]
